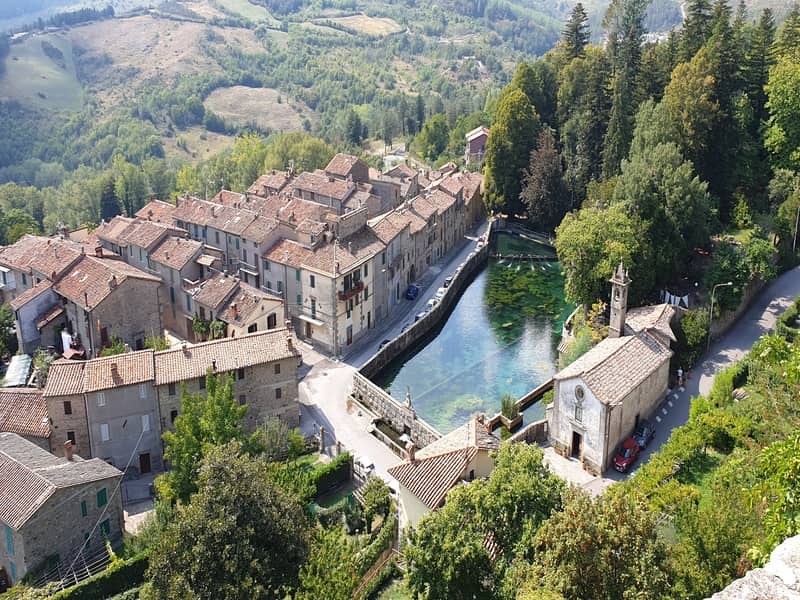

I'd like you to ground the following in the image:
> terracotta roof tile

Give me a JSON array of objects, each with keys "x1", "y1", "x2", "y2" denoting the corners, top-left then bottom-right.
[
  {"x1": 389, "y1": 447, "x2": 477, "y2": 510},
  {"x1": 43, "y1": 360, "x2": 86, "y2": 397},
  {"x1": 0, "y1": 236, "x2": 81, "y2": 275},
  {"x1": 217, "y1": 283, "x2": 282, "y2": 326},
  {"x1": 292, "y1": 171, "x2": 355, "y2": 201},
  {"x1": 136, "y1": 200, "x2": 177, "y2": 224},
  {"x1": 0, "y1": 388, "x2": 49, "y2": 439},
  {"x1": 0, "y1": 432, "x2": 122, "y2": 529},
  {"x1": 248, "y1": 172, "x2": 291, "y2": 196},
  {"x1": 325, "y1": 153, "x2": 365, "y2": 178},
  {"x1": 416, "y1": 418, "x2": 500, "y2": 460},
  {"x1": 150, "y1": 236, "x2": 204, "y2": 271},
  {"x1": 555, "y1": 331, "x2": 672, "y2": 406},
  {"x1": 154, "y1": 329, "x2": 300, "y2": 386},
  {"x1": 188, "y1": 272, "x2": 239, "y2": 310},
  {"x1": 370, "y1": 213, "x2": 409, "y2": 244},
  {"x1": 95, "y1": 217, "x2": 181, "y2": 251},
  {"x1": 173, "y1": 197, "x2": 258, "y2": 236},
  {"x1": 385, "y1": 163, "x2": 417, "y2": 180},
  {"x1": 303, "y1": 228, "x2": 384, "y2": 275},
  {"x1": 241, "y1": 216, "x2": 279, "y2": 244},
  {"x1": 82, "y1": 350, "x2": 155, "y2": 393},
  {"x1": 624, "y1": 304, "x2": 677, "y2": 342},
  {"x1": 9, "y1": 280, "x2": 53, "y2": 310},
  {"x1": 277, "y1": 197, "x2": 334, "y2": 228},
  {"x1": 264, "y1": 239, "x2": 313, "y2": 269},
  {"x1": 53, "y1": 255, "x2": 161, "y2": 310}
]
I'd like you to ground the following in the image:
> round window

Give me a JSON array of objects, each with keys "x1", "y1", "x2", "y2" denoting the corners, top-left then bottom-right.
[{"x1": 575, "y1": 385, "x2": 585, "y2": 402}]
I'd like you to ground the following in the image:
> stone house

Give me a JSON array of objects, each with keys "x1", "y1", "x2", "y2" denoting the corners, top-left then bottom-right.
[
  {"x1": 52, "y1": 252, "x2": 162, "y2": 357},
  {"x1": 464, "y1": 126, "x2": 490, "y2": 165},
  {"x1": 0, "y1": 388, "x2": 50, "y2": 451},
  {"x1": 0, "y1": 432, "x2": 123, "y2": 585},
  {"x1": 370, "y1": 212, "x2": 413, "y2": 322},
  {"x1": 93, "y1": 216, "x2": 184, "y2": 272},
  {"x1": 383, "y1": 163, "x2": 420, "y2": 201},
  {"x1": 42, "y1": 360, "x2": 91, "y2": 459},
  {"x1": 388, "y1": 416, "x2": 500, "y2": 527},
  {"x1": 135, "y1": 199, "x2": 177, "y2": 224},
  {"x1": 247, "y1": 171, "x2": 292, "y2": 197},
  {"x1": 154, "y1": 328, "x2": 302, "y2": 433},
  {"x1": 548, "y1": 264, "x2": 674, "y2": 474}
]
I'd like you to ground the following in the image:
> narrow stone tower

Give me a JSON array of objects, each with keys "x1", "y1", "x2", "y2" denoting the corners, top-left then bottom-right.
[{"x1": 608, "y1": 262, "x2": 630, "y2": 338}]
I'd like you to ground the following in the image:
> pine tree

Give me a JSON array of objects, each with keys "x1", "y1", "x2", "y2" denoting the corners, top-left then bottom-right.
[
  {"x1": 563, "y1": 3, "x2": 590, "y2": 60},
  {"x1": 100, "y1": 176, "x2": 120, "y2": 221},
  {"x1": 415, "y1": 94, "x2": 425, "y2": 133},
  {"x1": 745, "y1": 9, "x2": 776, "y2": 124},
  {"x1": 520, "y1": 128, "x2": 570, "y2": 231},
  {"x1": 776, "y1": 4, "x2": 800, "y2": 58},
  {"x1": 680, "y1": 0, "x2": 713, "y2": 61}
]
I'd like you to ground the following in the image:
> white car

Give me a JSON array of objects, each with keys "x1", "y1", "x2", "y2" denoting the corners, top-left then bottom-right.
[
  {"x1": 426, "y1": 298, "x2": 438, "y2": 310},
  {"x1": 435, "y1": 287, "x2": 447, "y2": 300}
]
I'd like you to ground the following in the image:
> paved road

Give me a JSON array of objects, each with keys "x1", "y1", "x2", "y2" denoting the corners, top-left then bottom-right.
[{"x1": 604, "y1": 265, "x2": 800, "y2": 484}]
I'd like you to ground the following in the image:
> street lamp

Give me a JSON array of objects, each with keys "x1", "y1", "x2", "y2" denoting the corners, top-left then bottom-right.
[{"x1": 707, "y1": 281, "x2": 733, "y2": 351}]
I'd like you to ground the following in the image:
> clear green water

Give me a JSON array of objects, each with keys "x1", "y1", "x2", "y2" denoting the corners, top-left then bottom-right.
[{"x1": 376, "y1": 233, "x2": 572, "y2": 433}]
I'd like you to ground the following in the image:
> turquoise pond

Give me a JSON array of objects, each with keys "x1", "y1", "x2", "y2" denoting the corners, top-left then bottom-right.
[{"x1": 375, "y1": 233, "x2": 573, "y2": 433}]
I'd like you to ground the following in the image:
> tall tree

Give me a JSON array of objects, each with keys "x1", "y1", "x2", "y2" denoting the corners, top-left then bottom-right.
[
  {"x1": 744, "y1": 9, "x2": 776, "y2": 127},
  {"x1": 520, "y1": 128, "x2": 570, "y2": 231},
  {"x1": 157, "y1": 371, "x2": 247, "y2": 504},
  {"x1": 524, "y1": 489, "x2": 672, "y2": 600},
  {"x1": 298, "y1": 527, "x2": 360, "y2": 600},
  {"x1": 776, "y1": 4, "x2": 800, "y2": 58},
  {"x1": 483, "y1": 88, "x2": 541, "y2": 215},
  {"x1": 562, "y1": 3, "x2": 590, "y2": 60},
  {"x1": 100, "y1": 175, "x2": 121, "y2": 222},
  {"x1": 680, "y1": 0, "x2": 714, "y2": 61},
  {"x1": 416, "y1": 114, "x2": 450, "y2": 162},
  {"x1": 144, "y1": 442, "x2": 310, "y2": 599},
  {"x1": 765, "y1": 54, "x2": 800, "y2": 169},
  {"x1": 415, "y1": 94, "x2": 426, "y2": 133},
  {"x1": 511, "y1": 61, "x2": 558, "y2": 129}
]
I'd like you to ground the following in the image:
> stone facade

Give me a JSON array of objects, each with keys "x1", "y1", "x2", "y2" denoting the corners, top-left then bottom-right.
[{"x1": 44, "y1": 392, "x2": 90, "y2": 459}]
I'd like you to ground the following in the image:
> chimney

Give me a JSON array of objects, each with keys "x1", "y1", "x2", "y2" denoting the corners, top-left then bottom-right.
[
  {"x1": 64, "y1": 439, "x2": 74, "y2": 461},
  {"x1": 84, "y1": 291, "x2": 89, "y2": 308},
  {"x1": 405, "y1": 441, "x2": 416, "y2": 462},
  {"x1": 110, "y1": 362, "x2": 119, "y2": 376},
  {"x1": 211, "y1": 359, "x2": 217, "y2": 372},
  {"x1": 231, "y1": 302, "x2": 238, "y2": 318},
  {"x1": 123, "y1": 343, "x2": 131, "y2": 353},
  {"x1": 95, "y1": 245, "x2": 103, "y2": 258},
  {"x1": 108, "y1": 275, "x2": 117, "y2": 289},
  {"x1": 181, "y1": 341, "x2": 189, "y2": 354}
]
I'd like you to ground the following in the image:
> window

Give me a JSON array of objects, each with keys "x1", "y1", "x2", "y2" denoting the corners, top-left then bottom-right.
[
  {"x1": 265, "y1": 260, "x2": 271, "y2": 271},
  {"x1": 311, "y1": 299, "x2": 316, "y2": 319},
  {"x1": 21, "y1": 273, "x2": 26, "y2": 286},
  {"x1": 275, "y1": 387, "x2": 282, "y2": 399},
  {"x1": 238, "y1": 394, "x2": 246, "y2": 406},
  {"x1": 266, "y1": 280, "x2": 272, "y2": 290},
  {"x1": 80, "y1": 500, "x2": 87, "y2": 518},
  {"x1": 364, "y1": 263, "x2": 368, "y2": 277},
  {"x1": 247, "y1": 323, "x2": 257, "y2": 333},
  {"x1": 574, "y1": 403, "x2": 583, "y2": 423},
  {"x1": 296, "y1": 294, "x2": 302, "y2": 307},
  {"x1": 469, "y1": 469, "x2": 475, "y2": 481},
  {"x1": 267, "y1": 313, "x2": 277, "y2": 329},
  {"x1": 139, "y1": 384, "x2": 148, "y2": 400},
  {"x1": 96, "y1": 488, "x2": 107, "y2": 508},
  {"x1": 277, "y1": 280, "x2": 283, "y2": 293},
  {"x1": 237, "y1": 368, "x2": 245, "y2": 380},
  {"x1": 202, "y1": 227, "x2": 207, "y2": 239},
  {"x1": 5, "y1": 524, "x2": 14, "y2": 556},
  {"x1": 100, "y1": 423, "x2": 110, "y2": 442},
  {"x1": 97, "y1": 392, "x2": 106, "y2": 407},
  {"x1": 215, "y1": 231, "x2": 220, "y2": 244},
  {"x1": 142, "y1": 414, "x2": 150, "y2": 432},
  {"x1": 295, "y1": 269, "x2": 301, "y2": 281},
  {"x1": 170, "y1": 410, "x2": 178, "y2": 424},
  {"x1": 67, "y1": 431, "x2": 76, "y2": 445},
  {"x1": 363, "y1": 286, "x2": 369, "y2": 300},
  {"x1": 199, "y1": 377, "x2": 206, "y2": 390},
  {"x1": 63, "y1": 400, "x2": 72, "y2": 415},
  {"x1": 309, "y1": 274, "x2": 315, "y2": 288},
  {"x1": 168, "y1": 382, "x2": 176, "y2": 396},
  {"x1": 100, "y1": 519, "x2": 110, "y2": 536},
  {"x1": 381, "y1": 252, "x2": 386, "y2": 265},
  {"x1": 139, "y1": 247, "x2": 143, "y2": 261},
  {"x1": 185, "y1": 294, "x2": 192, "y2": 312},
  {"x1": 169, "y1": 287, "x2": 175, "y2": 304},
  {"x1": 235, "y1": 238, "x2": 240, "y2": 250},
  {"x1": 242, "y1": 249, "x2": 247, "y2": 263},
  {"x1": 274, "y1": 363, "x2": 281, "y2": 375}
]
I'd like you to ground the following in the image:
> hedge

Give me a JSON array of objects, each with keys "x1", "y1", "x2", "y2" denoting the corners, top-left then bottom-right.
[
  {"x1": 52, "y1": 553, "x2": 148, "y2": 600},
  {"x1": 312, "y1": 452, "x2": 352, "y2": 496},
  {"x1": 776, "y1": 296, "x2": 800, "y2": 341},
  {"x1": 359, "y1": 558, "x2": 398, "y2": 600},
  {"x1": 355, "y1": 513, "x2": 397, "y2": 576}
]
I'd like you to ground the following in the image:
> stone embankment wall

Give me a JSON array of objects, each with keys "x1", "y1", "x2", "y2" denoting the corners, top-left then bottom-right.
[
  {"x1": 360, "y1": 234, "x2": 491, "y2": 380},
  {"x1": 351, "y1": 372, "x2": 440, "y2": 448},
  {"x1": 509, "y1": 419, "x2": 550, "y2": 444}
]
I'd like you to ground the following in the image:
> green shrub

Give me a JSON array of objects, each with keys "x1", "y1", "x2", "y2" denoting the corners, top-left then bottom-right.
[
  {"x1": 678, "y1": 308, "x2": 709, "y2": 366},
  {"x1": 561, "y1": 325, "x2": 592, "y2": 367},
  {"x1": 312, "y1": 452, "x2": 352, "y2": 496},
  {"x1": 500, "y1": 393, "x2": 519, "y2": 420},
  {"x1": 355, "y1": 513, "x2": 397, "y2": 576},
  {"x1": 52, "y1": 553, "x2": 148, "y2": 600},
  {"x1": 359, "y1": 559, "x2": 398, "y2": 600}
]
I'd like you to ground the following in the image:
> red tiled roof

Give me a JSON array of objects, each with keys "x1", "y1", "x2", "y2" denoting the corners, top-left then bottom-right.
[
  {"x1": 385, "y1": 163, "x2": 417, "y2": 180},
  {"x1": 43, "y1": 360, "x2": 86, "y2": 397},
  {"x1": 303, "y1": 228, "x2": 384, "y2": 275},
  {"x1": 154, "y1": 329, "x2": 300, "y2": 386},
  {"x1": 150, "y1": 236, "x2": 204, "y2": 271},
  {"x1": 217, "y1": 283, "x2": 282, "y2": 326},
  {"x1": 277, "y1": 197, "x2": 334, "y2": 228},
  {"x1": 248, "y1": 172, "x2": 291, "y2": 197},
  {"x1": 370, "y1": 213, "x2": 409, "y2": 244},
  {"x1": 0, "y1": 388, "x2": 49, "y2": 439},
  {"x1": 53, "y1": 255, "x2": 161, "y2": 311},
  {"x1": 95, "y1": 217, "x2": 182, "y2": 251},
  {"x1": 292, "y1": 171, "x2": 355, "y2": 201},
  {"x1": 0, "y1": 236, "x2": 81, "y2": 275},
  {"x1": 264, "y1": 239, "x2": 313, "y2": 270},
  {"x1": 136, "y1": 200, "x2": 177, "y2": 224},
  {"x1": 82, "y1": 350, "x2": 155, "y2": 393},
  {"x1": 173, "y1": 196, "x2": 258, "y2": 236},
  {"x1": 325, "y1": 153, "x2": 365, "y2": 178},
  {"x1": 9, "y1": 280, "x2": 53, "y2": 310},
  {"x1": 241, "y1": 216, "x2": 279, "y2": 244},
  {"x1": 189, "y1": 272, "x2": 239, "y2": 310}
]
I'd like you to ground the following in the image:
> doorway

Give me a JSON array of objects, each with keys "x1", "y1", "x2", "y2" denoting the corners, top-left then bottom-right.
[
  {"x1": 571, "y1": 431, "x2": 582, "y2": 459},
  {"x1": 139, "y1": 452, "x2": 151, "y2": 474},
  {"x1": 304, "y1": 321, "x2": 312, "y2": 339},
  {"x1": 346, "y1": 325, "x2": 353, "y2": 345}
]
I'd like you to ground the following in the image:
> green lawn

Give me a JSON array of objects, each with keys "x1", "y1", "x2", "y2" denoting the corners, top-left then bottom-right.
[
  {"x1": 0, "y1": 33, "x2": 83, "y2": 111},
  {"x1": 376, "y1": 577, "x2": 412, "y2": 600}
]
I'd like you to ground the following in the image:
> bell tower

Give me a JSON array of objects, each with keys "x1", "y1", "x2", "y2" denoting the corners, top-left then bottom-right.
[{"x1": 608, "y1": 262, "x2": 630, "y2": 338}]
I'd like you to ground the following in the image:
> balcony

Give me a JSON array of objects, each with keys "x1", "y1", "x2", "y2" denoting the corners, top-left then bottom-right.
[{"x1": 338, "y1": 280, "x2": 364, "y2": 302}]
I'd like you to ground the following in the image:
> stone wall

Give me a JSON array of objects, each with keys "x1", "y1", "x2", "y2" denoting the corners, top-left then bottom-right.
[
  {"x1": 351, "y1": 372, "x2": 440, "y2": 448},
  {"x1": 360, "y1": 236, "x2": 491, "y2": 380},
  {"x1": 509, "y1": 419, "x2": 549, "y2": 444},
  {"x1": 45, "y1": 392, "x2": 91, "y2": 459}
]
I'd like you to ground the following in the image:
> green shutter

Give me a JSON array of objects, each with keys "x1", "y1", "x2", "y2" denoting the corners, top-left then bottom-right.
[
  {"x1": 97, "y1": 488, "x2": 107, "y2": 508},
  {"x1": 80, "y1": 500, "x2": 87, "y2": 517}
]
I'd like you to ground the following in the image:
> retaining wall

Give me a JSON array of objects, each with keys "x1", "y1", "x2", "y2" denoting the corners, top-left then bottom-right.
[{"x1": 509, "y1": 419, "x2": 550, "y2": 444}]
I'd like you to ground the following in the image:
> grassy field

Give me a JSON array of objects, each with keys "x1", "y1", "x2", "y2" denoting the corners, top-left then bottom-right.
[
  {"x1": 0, "y1": 33, "x2": 82, "y2": 111},
  {"x1": 204, "y1": 86, "x2": 314, "y2": 133},
  {"x1": 163, "y1": 126, "x2": 236, "y2": 164},
  {"x1": 325, "y1": 14, "x2": 404, "y2": 36},
  {"x1": 376, "y1": 578, "x2": 412, "y2": 600},
  {"x1": 214, "y1": 0, "x2": 279, "y2": 25}
]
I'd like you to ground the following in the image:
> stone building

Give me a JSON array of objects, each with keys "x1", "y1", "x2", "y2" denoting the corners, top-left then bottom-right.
[
  {"x1": 0, "y1": 388, "x2": 50, "y2": 451},
  {"x1": 388, "y1": 416, "x2": 499, "y2": 527},
  {"x1": 0, "y1": 433, "x2": 123, "y2": 585},
  {"x1": 548, "y1": 264, "x2": 674, "y2": 474},
  {"x1": 43, "y1": 360, "x2": 91, "y2": 459},
  {"x1": 154, "y1": 328, "x2": 302, "y2": 433},
  {"x1": 464, "y1": 126, "x2": 490, "y2": 165}
]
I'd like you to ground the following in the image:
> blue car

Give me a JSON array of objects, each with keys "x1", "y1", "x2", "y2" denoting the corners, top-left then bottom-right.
[{"x1": 405, "y1": 284, "x2": 420, "y2": 300}]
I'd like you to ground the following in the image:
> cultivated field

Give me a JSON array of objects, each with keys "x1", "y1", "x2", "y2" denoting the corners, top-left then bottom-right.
[
  {"x1": 163, "y1": 126, "x2": 235, "y2": 164},
  {"x1": 0, "y1": 33, "x2": 83, "y2": 111},
  {"x1": 204, "y1": 86, "x2": 314, "y2": 133},
  {"x1": 214, "y1": 0, "x2": 279, "y2": 24},
  {"x1": 325, "y1": 14, "x2": 404, "y2": 36}
]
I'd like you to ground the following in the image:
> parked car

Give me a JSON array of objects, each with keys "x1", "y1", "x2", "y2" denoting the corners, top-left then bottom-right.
[
  {"x1": 401, "y1": 322, "x2": 411, "y2": 333},
  {"x1": 378, "y1": 339, "x2": 391, "y2": 350},
  {"x1": 613, "y1": 437, "x2": 641, "y2": 473},
  {"x1": 415, "y1": 311, "x2": 427, "y2": 322},
  {"x1": 426, "y1": 298, "x2": 438, "y2": 310},
  {"x1": 435, "y1": 287, "x2": 447, "y2": 300},
  {"x1": 405, "y1": 284, "x2": 420, "y2": 300},
  {"x1": 444, "y1": 276, "x2": 454, "y2": 287},
  {"x1": 633, "y1": 419, "x2": 656, "y2": 449}
]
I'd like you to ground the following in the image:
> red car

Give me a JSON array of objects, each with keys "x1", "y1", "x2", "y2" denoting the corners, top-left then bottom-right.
[{"x1": 613, "y1": 437, "x2": 640, "y2": 473}]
